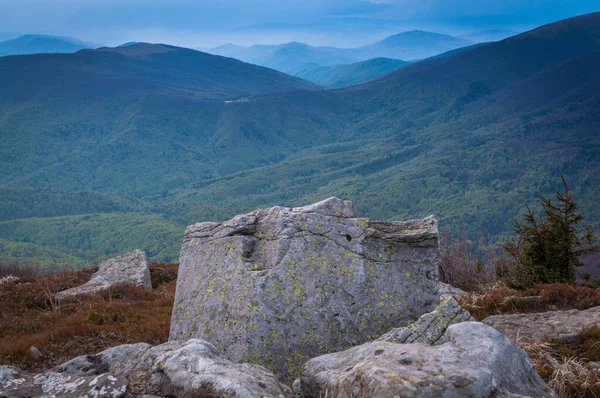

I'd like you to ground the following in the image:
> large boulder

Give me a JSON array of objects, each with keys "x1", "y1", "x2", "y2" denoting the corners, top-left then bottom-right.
[
  {"x1": 2, "y1": 340, "x2": 293, "y2": 398},
  {"x1": 300, "y1": 322, "x2": 555, "y2": 398},
  {"x1": 170, "y1": 197, "x2": 440, "y2": 382},
  {"x1": 56, "y1": 250, "x2": 151, "y2": 298},
  {"x1": 483, "y1": 305, "x2": 600, "y2": 343}
]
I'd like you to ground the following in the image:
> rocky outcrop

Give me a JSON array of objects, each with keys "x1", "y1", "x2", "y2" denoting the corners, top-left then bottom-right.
[
  {"x1": 56, "y1": 250, "x2": 151, "y2": 298},
  {"x1": 2, "y1": 340, "x2": 293, "y2": 398},
  {"x1": 378, "y1": 297, "x2": 474, "y2": 345},
  {"x1": 483, "y1": 305, "x2": 600, "y2": 343},
  {"x1": 438, "y1": 281, "x2": 468, "y2": 300},
  {"x1": 170, "y1": 197, "x2": 440, "y2": 382},
  {"x1": 0, "y1": 365, "x2": 128, "y2": 398},
  {"x1": 300, "y1": 322, "x2": 555, "y2": 398}
]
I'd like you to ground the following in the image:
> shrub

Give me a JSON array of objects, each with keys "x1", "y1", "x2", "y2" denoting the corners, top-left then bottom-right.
[{"x1": 438, "y1": 232, "x2": 500, "y2": 292}]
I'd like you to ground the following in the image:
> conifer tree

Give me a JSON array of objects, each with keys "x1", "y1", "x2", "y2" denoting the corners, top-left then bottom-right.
[{"x1": 504, "y1": 176, "x2": 598, "y2": 285}]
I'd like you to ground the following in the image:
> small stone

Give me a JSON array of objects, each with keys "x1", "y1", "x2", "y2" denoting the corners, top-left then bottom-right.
[
  {"x1": 292, "y1": 378, "x2": 302, "y2": 394},
  {"x1": 29, "y1": 346, "x2": 42, "y2": 359}
]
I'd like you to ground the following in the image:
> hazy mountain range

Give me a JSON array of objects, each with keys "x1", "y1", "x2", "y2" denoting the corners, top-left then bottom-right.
[
  {"x1": 0, "y1": 34, "x2": 99, "y2": 56},
  {"x1": 208, "y1": 30, "x2": 475, "y2": 75},
  {"x1": 0, "y1": 12, "x2": 598, "y2": 266}
]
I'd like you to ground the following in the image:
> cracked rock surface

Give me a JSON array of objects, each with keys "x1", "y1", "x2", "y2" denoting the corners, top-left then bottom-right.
[
  {"x1": 1, "y1": 340, "x2": 293, "y2": 398},
  {"x1": 170, "y1": 197, "x2": 440, "y2": 382},
  {"x1": 0, "y1": 365, "x2": 128, "y2": 398},
  {"x1": 56, "y1": 250, "x2": 151, "y2": 299},
  {"x1": 300, "y1": 322, "x2": 556, "y2": 398},
  {"x1": 378, "y1": 297, "x2": 474, "y2": 345}
]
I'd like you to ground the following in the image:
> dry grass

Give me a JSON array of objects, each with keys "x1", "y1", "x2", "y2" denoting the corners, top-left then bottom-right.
[
  {"x1": 0, "y1": 262, "x2": 178, "y2": 372},
  {"x1": 520, "y1": 327, "x2": 600, "y2": 398},
  {"x1": 458, "y1": 283, "x2": 600, "y2": 397},
  {"x1": 459, "y1": 283, "x2": 600, "y2": 321}
]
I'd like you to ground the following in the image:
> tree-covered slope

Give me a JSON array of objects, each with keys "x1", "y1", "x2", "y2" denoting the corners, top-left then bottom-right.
[
  {"x1": 295, "y1": 58, "x2": 408, "y2": 88},
  {"x1": 0, "y1": 213, "x2": 184, "y2": 263},
  {"x1": 1, "y1": 13, "x2": 599, "y2": 265}
]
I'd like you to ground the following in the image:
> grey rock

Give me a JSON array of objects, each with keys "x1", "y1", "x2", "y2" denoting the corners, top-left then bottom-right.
[
  {"x1": 438, "y1": 281, "x2": 468, "y2": 300},
  {"x1": 29, "y1": 346, "x2": 42, "y2": 359},
  {"x1": 483, "y1": 305, "x2": 600, "y2": 343},
  {"x1": 378, "y1": 297, "x2": 474, "y2": 345},
  {"x1": 25, "y1": 340, "x2": 292, "y2": 398},
  {"x1": 170, "y1": 197, "x2": 440, "y2": 382},
  {"x1": 56, "y1": 250, "x2": 151, "y2": 298},
  {"x1": 0, "y1": 366, "x2": 128, "y2": 398},
  {"x1": 54, "y1": 342, "x2": 152, "y2": 376},
  {"x1": 132, "y1": 339, "x2": 293, "y2": 398},
  {"x1": 301, "y1": 322, "x2": 555, "y2": 398}
]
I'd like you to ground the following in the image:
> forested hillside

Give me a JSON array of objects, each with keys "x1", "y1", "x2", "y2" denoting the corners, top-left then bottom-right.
[{"x1": 1, "y1": 12, "x2": 599, "y2": 266}]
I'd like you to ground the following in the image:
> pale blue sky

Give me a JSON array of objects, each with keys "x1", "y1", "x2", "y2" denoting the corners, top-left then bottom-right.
[{"x1": 0, "y1": 0, "x2": 597, "y2": 47}]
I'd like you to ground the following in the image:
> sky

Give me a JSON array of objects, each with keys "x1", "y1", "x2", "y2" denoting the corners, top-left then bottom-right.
[{"x1": 0, "y1": 0, "x2": 598, "y2": 47}]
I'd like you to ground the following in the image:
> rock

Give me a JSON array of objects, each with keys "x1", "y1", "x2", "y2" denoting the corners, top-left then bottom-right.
[
  {"x1": 438, "y1": 281, "x2": 468, "y2": 300},
  {"x1": 53, "y1": 342, "x2": 152, "y2": 376},
  {"x1": 132, "y1": 339, "x2": 293, "y2": 398},
  {"x1": 301, "y1": 322, "x2": 555, "y2": 398},
  {"x1": 47, "y1": 340, "x2": 293, "y2": 398},
  {"x1": 378, "y1": 297, "x2": 474, "y2": 344},
  {"x1": 170, "y1": 197, "x2": 440, "y2": 382},
  {"x1": 483, "y1": 306, "x2": 600, "y2": 343},
  {"x1": 499, "y1": 295, "x2": 543, "y2": 307},
  {"x1": 29, "y1": 346, "x2": 42, "y2": 359},
  {"x1": 56, "y1": 250, "x2": 151, "y2": 298},
  {"x1": 0, "y1": 365, "x2": 128, "y2": 398}
]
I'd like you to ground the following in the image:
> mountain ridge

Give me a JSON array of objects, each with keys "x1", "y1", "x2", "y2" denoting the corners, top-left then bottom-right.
[{"x1": 1, "y1": 12, "x2": 599, "y2": 264}]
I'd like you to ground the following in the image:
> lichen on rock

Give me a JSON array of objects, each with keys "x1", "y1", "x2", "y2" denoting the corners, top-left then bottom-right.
[{"x1": 170, "y1": 197, "x2": 440, "y2": 382}]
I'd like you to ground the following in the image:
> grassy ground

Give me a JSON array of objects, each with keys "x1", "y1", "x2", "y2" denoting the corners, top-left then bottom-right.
[{"x1": 0, "y1": 263, "x2": 178, "y2": 372}]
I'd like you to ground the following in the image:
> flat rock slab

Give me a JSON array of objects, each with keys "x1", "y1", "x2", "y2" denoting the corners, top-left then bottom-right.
[
  {"x1": 57, "y1": 250, "x2": 151, "y2": 298},
  {"x1": 483, "y1": 306, "x2": 600, "y2": 343},
  {"x1": 170, "y1": 197, "x2": 440, "y2": 382},
  {"x1": 0, "y1": 366, "x2": 128, "y2": 398},
  {"x1": 300, "y1": 322, "x2": 555, "y2": 398}
]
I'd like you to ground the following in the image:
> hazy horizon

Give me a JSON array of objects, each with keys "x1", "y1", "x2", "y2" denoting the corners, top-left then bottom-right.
[{"x1": 0, "y1": 0, "x2": 598, "y2": 48}]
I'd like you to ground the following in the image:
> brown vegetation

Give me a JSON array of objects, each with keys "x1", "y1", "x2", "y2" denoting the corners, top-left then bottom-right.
[
  {"x1": 521, "y1": 327, "x2": 600, "y2": 398},
  {"x1": 0, "y1": 262, "x2": 178, "y2": 373},
  {"x1": 459, "y1": 283, "x2": 600, "y2": 321}
]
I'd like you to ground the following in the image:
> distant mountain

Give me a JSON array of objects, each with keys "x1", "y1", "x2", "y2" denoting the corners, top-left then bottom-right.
[
  {"x1": 357, "y1": 30, "x2": 474, "y2": 61},
  {"x1": 296, "y1": 58, "x2": 409, "y2": 88},
  {"x1": 209, "y1": 30, "x2": 472, "y2": 76},
  {"x1": 462, "y1": 29, "x2": 521, "y2": 43},
  {"x1": 210, "y1": 42, "x2": 356, "y2": 75},
  {"x1": 1, "y1": 13, "x2": 599, "y2": 265},
  {"x1": 0, "y1": 43, "x2": 315, "y2": 103},
  {"x1": 118, "y1": 42, "x2": 140, "y2": 48},
  {"x1": 0, "y1": 34, "x2": 98, "y2": 56},
  {"x1": 227, "y1": 18, "x2": 408, "y2": 48}
]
